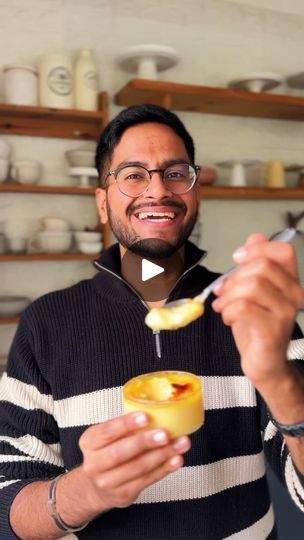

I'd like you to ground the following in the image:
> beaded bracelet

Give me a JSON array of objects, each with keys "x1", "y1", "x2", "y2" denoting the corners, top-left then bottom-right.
[{"x1": 48, "y1": 474, "x2": 89, "y2": 533}]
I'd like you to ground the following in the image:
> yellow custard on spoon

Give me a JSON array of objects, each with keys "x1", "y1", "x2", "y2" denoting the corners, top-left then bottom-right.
[
  {"x1": 145, "y1": 299, "x2": 204, "y2": 331},
  {"x1": 123, "y1": 370, "x2": 204, "y2": 438},
  {"x1": 144, "y1": 228, "x2": 296, "y2": 332}
]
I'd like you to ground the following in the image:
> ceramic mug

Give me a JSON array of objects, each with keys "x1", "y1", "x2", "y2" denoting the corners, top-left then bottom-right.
[
  {"x1": 266, "y1": 160, "x2": 286, "y2": 188},
  {"x1": 7, "y1": 236, "x2": 27, "y2": 253},
  {"x1": 0, "y1": 234, "x2": 6, "y2": 254},
  {"x1": 11, "y1": 159, "x2": 42, "y2": 184},
  {"x1": 231, "y1": 163, "x2": 246, "y2": 187}
]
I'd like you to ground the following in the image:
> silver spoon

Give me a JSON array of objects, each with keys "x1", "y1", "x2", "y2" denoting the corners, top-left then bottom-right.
[{"x1": 145, "y1": 228, "x2": 296, "y2": 331}]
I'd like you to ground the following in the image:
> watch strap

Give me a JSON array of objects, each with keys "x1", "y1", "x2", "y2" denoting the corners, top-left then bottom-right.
[{"x1": 268, "y1": 410, "x2": 304, "y2": 437}]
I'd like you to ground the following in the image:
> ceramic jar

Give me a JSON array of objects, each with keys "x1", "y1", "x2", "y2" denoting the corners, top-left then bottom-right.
[
  {"x1": 3, "y1": 64, "x2": 38, "y2": 105},
  {"x1": 38, "y1": 53, "x2": 73, "y2": 108}
]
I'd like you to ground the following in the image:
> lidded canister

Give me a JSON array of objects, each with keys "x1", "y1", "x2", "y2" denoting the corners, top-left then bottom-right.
[
  {"x1": 38, "y1": 53, "x2": 73, "y2": 108},
  {"x1": 3, "y1": 64, "x2": 38, "y2": 105},
  {"x1": 74, "y1": 49, "x2": 99, "y2": 111}
]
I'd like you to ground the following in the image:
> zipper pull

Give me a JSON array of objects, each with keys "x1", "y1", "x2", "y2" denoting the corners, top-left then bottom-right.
[{"x1": 153, "y1": 330, "x2": 162, "y2": 359}]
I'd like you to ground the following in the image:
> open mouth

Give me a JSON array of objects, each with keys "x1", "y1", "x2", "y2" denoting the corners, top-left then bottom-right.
[{"x1": 134, "y1": 210, "x2": 177, "y2": 223}]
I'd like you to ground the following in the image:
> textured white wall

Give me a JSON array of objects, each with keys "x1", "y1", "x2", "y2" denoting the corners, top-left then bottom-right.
[{"x1": 1, "y1": 0, "x2": 304, "y2": 354}]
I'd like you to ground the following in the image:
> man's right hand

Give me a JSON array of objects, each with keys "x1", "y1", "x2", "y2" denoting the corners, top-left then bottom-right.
[
  {"x1": 10, "y1": 412, "x2": 191, "y2": 539},
  {"x1": 76, "y1": 411, "x2": 191, "y2": 515}
]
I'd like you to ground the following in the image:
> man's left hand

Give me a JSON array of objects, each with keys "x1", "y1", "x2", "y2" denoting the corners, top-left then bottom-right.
[{"x1": 212, "y1": 233, "x2": 304, "y2": 386}]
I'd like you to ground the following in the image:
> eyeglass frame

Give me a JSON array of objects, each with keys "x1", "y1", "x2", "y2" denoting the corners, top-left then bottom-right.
[{"x1": 104, "y1": 162, "x2": 201, "y2": 197}]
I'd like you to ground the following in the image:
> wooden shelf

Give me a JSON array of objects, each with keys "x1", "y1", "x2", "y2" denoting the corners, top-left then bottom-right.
[
  {"x1": 0, "y1": 92, "x2": 108, "y2": 140},
  {"x1": 0, "y1": 253, "x2": 101, "y2": 262},
  {"x1": 0, "y1": 183, "x2": 96, "y2": 195},
  {"x1": 200, "y1": 186, "x2": 304, "y2": 199},
  {"x1": 0, "y1": 317, "x2": 19, "y2": 325},
  {"x1": 115, "y1": 79, "x2": 304, "y2": 121}
]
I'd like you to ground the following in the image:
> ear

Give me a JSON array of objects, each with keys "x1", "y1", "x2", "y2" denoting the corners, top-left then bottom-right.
[{"x1": 95, "y1": 188, "x2": 108, "y2": 224}]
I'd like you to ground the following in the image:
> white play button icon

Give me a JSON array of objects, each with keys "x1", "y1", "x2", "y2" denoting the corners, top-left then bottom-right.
[{"x1": 142, "y1": 258, "x2": 164, "y2": 282}]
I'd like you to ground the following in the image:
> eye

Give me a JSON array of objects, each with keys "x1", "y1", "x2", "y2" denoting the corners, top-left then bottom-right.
[
  {"x1": 120, "y1": 168, "x2": 147, "y2": 182},
  {"x1": 165, "y1": 168, "x2": 187, "y2": 180}
]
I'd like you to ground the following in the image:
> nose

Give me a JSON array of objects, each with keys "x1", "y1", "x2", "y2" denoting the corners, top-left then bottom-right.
[{"x1": 144, "y1": 171, "x2": 172, "y2": 198}]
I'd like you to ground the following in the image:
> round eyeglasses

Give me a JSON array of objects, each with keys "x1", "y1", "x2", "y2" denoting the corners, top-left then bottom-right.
[{"x1": 105, "y1": 163, "x2": 200, "y2": 197}]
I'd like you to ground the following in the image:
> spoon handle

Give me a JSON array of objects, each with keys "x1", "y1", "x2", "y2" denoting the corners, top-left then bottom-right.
[{"x1": 194, "y1": 228, "x2": 296, "y2": 304}]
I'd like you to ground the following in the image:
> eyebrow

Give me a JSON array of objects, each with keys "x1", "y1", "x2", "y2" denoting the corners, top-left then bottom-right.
[{"x1": 113, "y1": 159, "x2": 191, "y2": 170}]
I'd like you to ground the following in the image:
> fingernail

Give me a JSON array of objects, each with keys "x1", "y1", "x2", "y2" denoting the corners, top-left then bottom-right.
[
  {"x1": 172, "y1": 436, "x2": 190, "y2": 451},
  {"x1": 133, "y1": 412, "x2": 148, "y2": 427},
  {"x1": 151, "y1": 430, "x2": 168, "y2": 444},
  {"x1": 169, "y1": 455, "x2": 183, "y2": 468},
  {"x1": 233, "y1": 246, "x2": 247, "y2": 262},
  {"x1": 211, "y1": 299, "x2": 220, "y2": 312},
  {"x1": 213, "y1": 282, "x2": 223, "y2": 294}
]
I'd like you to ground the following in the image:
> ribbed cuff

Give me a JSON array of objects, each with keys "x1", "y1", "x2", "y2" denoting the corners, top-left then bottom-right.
[{"x1": 0, "y1": 480, "x2": 38, "y2": 539}]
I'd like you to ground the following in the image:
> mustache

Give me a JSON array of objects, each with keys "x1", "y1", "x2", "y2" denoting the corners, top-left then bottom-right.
[{"x1": 128, "y1": 200, "x2": 186, "y2": 215}]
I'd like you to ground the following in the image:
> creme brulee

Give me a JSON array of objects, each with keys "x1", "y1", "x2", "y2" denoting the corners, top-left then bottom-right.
[{"x1": 123, "y1": 370, "x2": 204, "y2": 438}]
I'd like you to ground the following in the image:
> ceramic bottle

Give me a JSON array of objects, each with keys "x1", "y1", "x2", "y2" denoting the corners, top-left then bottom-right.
[{"x1": 74, "y1": 49, "x2": 99, "y2": 111}]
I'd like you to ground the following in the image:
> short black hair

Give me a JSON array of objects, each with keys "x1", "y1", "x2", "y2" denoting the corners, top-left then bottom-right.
[{"x1": 95, "y1": 103, "x2": 195, "y2": 187}]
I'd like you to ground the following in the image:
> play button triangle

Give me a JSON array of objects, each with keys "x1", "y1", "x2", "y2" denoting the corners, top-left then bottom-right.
[{"x1": 142, "y1": 259, "x2": 165, "y2": 282}]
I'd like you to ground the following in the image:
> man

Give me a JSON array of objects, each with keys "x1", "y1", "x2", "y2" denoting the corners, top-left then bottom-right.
[{"x1": 0, "y1": 104, "x2": 304, "y2": 539}]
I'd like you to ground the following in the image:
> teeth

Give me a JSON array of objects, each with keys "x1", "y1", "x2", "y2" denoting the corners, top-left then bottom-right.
[{"x1": 137, "y1": 211, "x2": 176, "y2": 220}]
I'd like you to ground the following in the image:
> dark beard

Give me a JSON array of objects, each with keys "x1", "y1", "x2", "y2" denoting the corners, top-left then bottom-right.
[{"x1": 107, "y1": 203, "x2": 198, "y2": 259}]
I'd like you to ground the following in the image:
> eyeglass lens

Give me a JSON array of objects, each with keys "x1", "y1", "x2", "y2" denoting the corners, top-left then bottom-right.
[{"x1": 115, "y1": 164, "x2": 196, "y2": 196}]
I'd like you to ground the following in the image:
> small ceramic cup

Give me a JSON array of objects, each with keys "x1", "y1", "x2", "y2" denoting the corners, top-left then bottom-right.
[
  {"x1": 11, "y1": 159, "x2": 42, "y2": 184},
  {"x1": 7, "y1": 237, "x2": 27, "y2": 253}
]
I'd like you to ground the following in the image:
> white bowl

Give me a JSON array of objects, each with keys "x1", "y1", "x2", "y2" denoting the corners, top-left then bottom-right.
[
  {"x1": 78, "y1": 241, "x2": 103, "y2": 254},
  {"x1": 0, "y1": 139, "x2": 11, "y2": 159},
  {"x1": 74, "y1": 231, "x2": 102, "y2": 243},
  {"x1": 65, "y1": 149, "x2": 95, "y2": 168},
  {"x1": 0, "y1": 158, "x2": 9, "y2": 182},
  {"x1": 0, "y1": 295, "x2": 31, "y2": 316},
  {"x1": 36, "y1": 231, "x2": 72, "y2": 253},
  {"x1": 41, "y1": 217, "x2": 70, "y2": 232}
]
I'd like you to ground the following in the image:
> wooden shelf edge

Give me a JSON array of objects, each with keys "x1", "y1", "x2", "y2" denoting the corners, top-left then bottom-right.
[
  {"x1": 115, "y1": 79, "x2": 304, "y2": 120},
  {"x1": 0, "y1": 183, "x2": 96, "y2": 195},
  {"x1": 0, "y1": 101, "x2": 105, "y2": 120},
  {"x1": 0, "y1": 253, "x2": 101, "y2": 262},
  {"x1": 200, "y1": 186, "x2": 304, "y2": 199},
  {"x1": 0, "y1": 92, "x2": 108, "y2": 140},
  {"x1": 0, "y1": 317, "x2": 19, "y2": 325}
]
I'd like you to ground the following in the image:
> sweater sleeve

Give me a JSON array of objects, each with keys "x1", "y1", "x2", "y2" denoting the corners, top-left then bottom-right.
[
  {"x1": 260, "y1": 326, "x2": 304, "y2": 514},
  {"x1": 0, "y1": 314, "x2": 65, "y2": 539}
]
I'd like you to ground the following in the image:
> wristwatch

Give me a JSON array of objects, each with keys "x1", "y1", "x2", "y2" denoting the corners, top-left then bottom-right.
[{"x1": 268, "y1": 410, "x2": 304, "y2": 437}]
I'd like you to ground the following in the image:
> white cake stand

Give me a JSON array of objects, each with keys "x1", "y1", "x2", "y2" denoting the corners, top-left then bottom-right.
[
  {"x1": 216, "y1": 159, "x2": 261, "y2": 187},
  {"x1": 228, "y1": 72, "x2": 283, "y2": 93},
  {"x1": 117, "y1": 44, "x2": 180, "y2": 80},
  {"x1": 68, "y1": 167, "x2": 98, "y2": 188}
]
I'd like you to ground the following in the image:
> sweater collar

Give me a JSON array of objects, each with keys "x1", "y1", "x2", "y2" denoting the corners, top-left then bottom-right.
[
  {"x1": 92, "y1": 241, "x2": 207, "y2": 303},
  {"x1": 94, "y1": 241, "x2": 206, "y2": 276}
]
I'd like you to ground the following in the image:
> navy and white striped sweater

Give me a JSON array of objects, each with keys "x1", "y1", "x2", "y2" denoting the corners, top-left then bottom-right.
[{"x1": 0, "y1": 242, "x2": 304, "y2": 539}]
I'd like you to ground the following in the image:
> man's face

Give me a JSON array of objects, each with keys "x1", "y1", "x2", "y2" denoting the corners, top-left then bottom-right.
[{"x1": 96, "y1": 122, "x2": 199, "y2": 259}]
